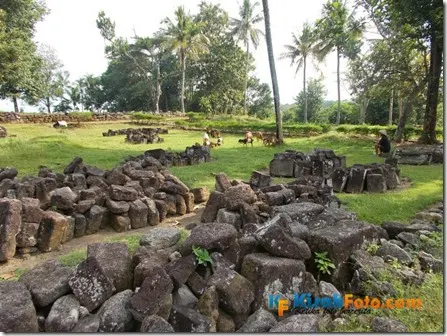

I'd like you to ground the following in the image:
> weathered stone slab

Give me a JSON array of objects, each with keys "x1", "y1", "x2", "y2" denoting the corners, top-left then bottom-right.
[
  {"x1": 19, "y1": 259, "x2": 74, "y2": 307},
  {"x1": 241, "y1": 253, "x2": 307, "y2": 310},
  {"x1": 0, "y1": 281, "x2": 39, "y2": 332},
  {"x1": 37, "y1": 211, "x2": 68, "y2": 252},
  {"x1": 128, "y1": 265, "x2": 173, "y2": 321},
  {"x1": 201, "y1": 191, "x2": 226, "y2": 223},
  {"x1": 87, "y1": 242, "x2": 133, "y2": 292},
  {"x1": 0, "y1": 198, "x2": 21, "y2": 261},
  {"x1": 45, "y1": 294, "x2": 80, "y2": 332},
  {"x1": 69, "y1": 257, "x2": 116, "y2": 312},
  {"x1": 345, "y1": 167, "x2": 367, "y2": 193},
  {"x1": 269, "y1": 158, "x2": 295, "y2": 177}
]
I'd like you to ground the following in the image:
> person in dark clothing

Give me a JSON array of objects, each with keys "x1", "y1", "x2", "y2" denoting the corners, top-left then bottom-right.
[{"x1": 375, "y1": 130, "x2": 391, "y2": 156}]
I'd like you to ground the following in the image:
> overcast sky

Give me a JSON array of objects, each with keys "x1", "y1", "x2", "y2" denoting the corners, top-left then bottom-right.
[{"x1": 1, "y1": 0, "x2": 376, "y2": 112}]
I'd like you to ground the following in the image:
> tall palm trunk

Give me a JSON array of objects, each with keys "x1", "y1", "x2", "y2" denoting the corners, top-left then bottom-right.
[
  {"x1": 336, "y1": 46, "x2": 341, "y2": 125},
  {"x1": 262, "y1": 0, "x2": 282, "y2": 142},
  {"x1": 46, "y1": 97, "x2": 51, "y2": 113},
  {"x1": 180, "y1": 51, "x2": 186, "y2": 114},
  {"x1": 12, "y1": 96, "x2": 19, "y2": 113},
  {"x1": 303, "y1": 55, "x2": 308, "y2": 123},
  {"x1": 244, "y1": 40, "x2": 250, "y2": 114},
  {"x1": 388, "y1": 89, "x2": 394, "y2": 125},
  {"x1": 155, "y1": 61, "x2": 161, "y2": 114},
  {"x1": 419, "y1": 32, "x2": 443, "y2": 144},
  {"x1": 398, "y1": 91, "x2": 403, "y2": 120}
]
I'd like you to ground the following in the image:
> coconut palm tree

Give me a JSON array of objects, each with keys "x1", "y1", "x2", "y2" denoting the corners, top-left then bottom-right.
[
  {"x1": 314, "y1": 0, "x2": 364, "y2": 125},
  {"x1": 280, "y1": 22, "x2": 320, "y2": 123},
  {"x1": 161, "y1": 6, "x2": 209, "y2": 113},
  {"x1": 261, "y1": 0, "x2": 282, "y2": 142},
  {"x1": 230, "y1": 0, "x2": 264, "y2": 113}
]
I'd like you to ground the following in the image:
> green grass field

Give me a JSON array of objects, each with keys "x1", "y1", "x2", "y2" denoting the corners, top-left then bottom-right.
[
  {"x1": 0, "y1": 122, "x2": 443, "y2": 332},
  {"x1": 1, "y1": 122, "x2": 442, "y2": 224}
]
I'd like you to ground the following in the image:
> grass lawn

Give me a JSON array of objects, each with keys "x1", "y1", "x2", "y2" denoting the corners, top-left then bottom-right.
[
  {"x1": 1, "y1": 122, "x2": 442, "y2": 225},
  {"x1": 0, "y1": 122, "x2": 443, "y2": 332}
]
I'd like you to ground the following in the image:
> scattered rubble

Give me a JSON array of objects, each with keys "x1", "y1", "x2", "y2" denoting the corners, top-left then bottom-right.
[
  {"x1": 0, "y1": 151, "x2": 211, "y2": 260},
  {"x1": 269, "y1": 148, "x2": 402, "y2": 194},
  {"x1": 391, "y1": 144, "x2": 443, "y2": 165},
  {"x1": 0, "y1": 169, "x2": 443, "y2": 332},
  {"x1": 102, "y1": 128, "x2": 168, "y2": 144}
]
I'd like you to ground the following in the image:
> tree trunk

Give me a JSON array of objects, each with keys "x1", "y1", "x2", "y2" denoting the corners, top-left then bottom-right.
[
  {"x1": 244, "y1": 41, "x2": 250, "y2": 114},
  {"x1": 303, "y1": 56, "x2": 307, "y2": 123},
  {"x1": 180, "y1": 52, "x2": 186, "y2": 114},
  {"x1": 394, "y1": 100, "x2": 413, "y2": 143},
  {"x1": 359, "y1": 97, "x2": 369, "y2": 124},
  {"x1": 46, "y1": 97, "x2": 51, "y2": 113},
  {"x1": 262, "y1": 0, "x2": 282, "y2": 142},
  {"x1": 155, "y1": 61, "x2": 161, "y2": 114},
  {"x1": 419, "y1": 31, "x2": 443, "y2": 144},
  {"x1": 336, "y1": 46, "x2": 341, "y2": 125},
  {"x1": 398, "y1": 91, "x2": 403, "y2": 120},
  {"x1": 388, "y1": 89, "x2": 394, "y2": 125},
  {"x1": 12, "y1": 96, "x2": 19, "y2": 113}
]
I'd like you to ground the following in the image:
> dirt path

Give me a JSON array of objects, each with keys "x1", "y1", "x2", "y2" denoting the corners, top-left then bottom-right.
[{"x1": 0, "y1": 206, "x2": 205, "y2": 276}]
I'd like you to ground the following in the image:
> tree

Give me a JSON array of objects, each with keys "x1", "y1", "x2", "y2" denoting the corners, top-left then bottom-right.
[
  {"x1": 280, "y1": 22, "x2": 320, "y2": 123},
  {"x1": 316, "y1": 100, "x2": 360, "y2": 124},
  {"x1": 294, "y1": 77, "x2": 326, "y2": 122},
  {"x1": 161, "y1": 6, "x2": 210, "y2": 114},
  {"x1": 36, "y1": 44, "x2": 68, "y2": 113},
  {"x1": 196, "y1": 37, "x2": 250, "y2": 115},
  {"x1": 261, "y1": 0, "x2": 282, "y2": 142},
  {"x1": 230, "y1": 0, "x2": 264, "y2": 113},
  {"x1": 358, "y1": 0, "x2": 443, "y2": 144},
  {"x1": 345, "y1": 50, "x2": 382, "y2": 124},
  {"x1": 132, "y1": 35, "x2": 169, "y2": 114},
  {"x1": 0, "y1": 0, "x2": 48, "y2": 112},
  {"x1": 315, "y1": 0, "x2": 364, "y2": 125},
  {"x1": 247, "y1": 76, "x2": 273, "y2": 119},
  {"x1": 79, "y1": 75, "x2": 106, "y2": 112}
]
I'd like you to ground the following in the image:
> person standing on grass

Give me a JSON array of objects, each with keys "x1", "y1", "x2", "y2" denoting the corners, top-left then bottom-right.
[{"x1": 375, "y1": 130, "x2": 391, "y2": 156}]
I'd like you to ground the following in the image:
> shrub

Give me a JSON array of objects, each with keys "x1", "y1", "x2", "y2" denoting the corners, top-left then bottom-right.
[{"x1": 70, "y1": 112, "x2": 93, "y2": 122}]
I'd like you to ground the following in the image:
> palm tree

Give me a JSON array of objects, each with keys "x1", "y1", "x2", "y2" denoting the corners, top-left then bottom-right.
[
  {"x1": 230, "y1": 0, "x2": 264, "y2": 113},
  {"x1": 161, "y1": 6, "x2": 209, "y2": 114},
  {"x1": 132, "y1": 34, "x2": 167, "y2": 114},
  {"x1": 314, "y1": 0, "x2": 364, "y2": 125},
  {"x1": 280, "y1": 22, "x2": 319, "y2": 123},
  {"x1": 261, "y1": 0, "x2": 282, "y2": 142}
]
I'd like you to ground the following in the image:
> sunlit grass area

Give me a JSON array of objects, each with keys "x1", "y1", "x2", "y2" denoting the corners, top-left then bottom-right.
[{"x1": 0, "y1": 123, "x2": 443, "y2": 226}]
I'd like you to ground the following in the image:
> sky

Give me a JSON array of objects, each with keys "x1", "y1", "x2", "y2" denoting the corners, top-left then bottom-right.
[{"x1": 0, "y1": 0, "x2": 377, "y2": 112}]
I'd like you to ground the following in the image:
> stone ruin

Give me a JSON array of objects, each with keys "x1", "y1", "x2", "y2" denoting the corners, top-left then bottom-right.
[
  {"x1": 331, "y1": 163, "x2": 401, "y2": 193},
  {"x1": 390, "y1": 143, "x2": 443, "y2": 165},
  {"x1": 0, "y1": 170, "x2": 442, "y2": 332},
  {"x1": 102, "y1": 128, "x2": 169, "y2": 144},
  {"x1": 0, "y1": 154, "x2": 210, "y2": 261},
  {"x1": 145, "y1": 145, "x2": 212, "y2": 167},
  {"x1": 269, "y1": 148, "x2": 347, "y2": 179},
  {"x1": 270, "y1": 148, "x2": 401, "y2": 194},
  {"x1": 0, "y1": 125, "x2": 6, "y2": 138}
]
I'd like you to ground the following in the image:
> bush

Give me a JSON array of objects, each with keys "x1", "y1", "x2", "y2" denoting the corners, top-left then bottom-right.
[
  {"x1": 70, "y1": 112, "x2": 93, "y2": 122},
  {"x1": 335, "y1": 124, "x2": 443, "y2": 140},
  {"x1": 130, "y1": 112, "x2": 163, "y2": 121}
]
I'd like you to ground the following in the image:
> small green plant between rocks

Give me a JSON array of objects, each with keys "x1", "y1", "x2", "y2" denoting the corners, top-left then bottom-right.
[
  {"x1": 314, "y1": 251, "x2": 336, "y2": 278},
  {"x1": 192, "y1": 246, "x2": 213, "y2": 266}
]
